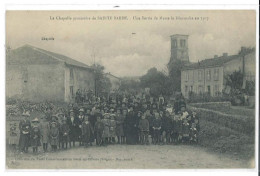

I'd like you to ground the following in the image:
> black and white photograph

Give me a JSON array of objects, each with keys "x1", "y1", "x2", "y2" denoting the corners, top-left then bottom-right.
[{"x1": 5, "y1": 10, "x2": 257, "y2": 169}]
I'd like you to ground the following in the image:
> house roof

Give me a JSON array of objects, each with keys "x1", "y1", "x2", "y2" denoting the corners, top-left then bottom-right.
[
  {"x1": 9, "y1": 44, "x2": 93, "y2": 70},
  {"x1": 105, "y1": 72, "x2": 121, "y2": 80},
  {"x1": 182, "y1": 54, "x2": 240, "y2": 70}
]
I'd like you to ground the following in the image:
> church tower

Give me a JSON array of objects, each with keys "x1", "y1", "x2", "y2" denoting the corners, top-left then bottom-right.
[{"x1": 169, "y1": 34, "x2": 189, "y2": 63}]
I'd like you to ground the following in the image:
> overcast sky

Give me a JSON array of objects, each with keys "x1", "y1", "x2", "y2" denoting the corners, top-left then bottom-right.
[{"x1": 6, "y1": 10, "x2": 256, "y2": 77}]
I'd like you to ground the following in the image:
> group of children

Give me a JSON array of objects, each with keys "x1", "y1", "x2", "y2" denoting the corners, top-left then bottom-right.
[{"x1": 8, "y1": 93, "x2": 200, "y2": 154}]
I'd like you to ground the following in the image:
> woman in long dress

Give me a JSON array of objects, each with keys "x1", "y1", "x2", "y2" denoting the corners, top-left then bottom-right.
[
  {"x1": 125, "y1": 106, "x2": 138, "y2": 145},
  {"x1": 40, "y1": 116, "x2": 50, "y2": 152}
]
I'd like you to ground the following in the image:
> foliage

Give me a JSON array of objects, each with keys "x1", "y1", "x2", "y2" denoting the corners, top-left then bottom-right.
[
  {"x1": 119, "y1": 79, "x2": 141, "y2": 93},
  {"x1": 91, "y1": 64, "x2": 112, "y2": 96},
  {"x1": 224, "y1": 70, "x2": 255, "y2": 105},
  {"x1": 187, "y1": 92, "x2": 231, "y2": 103},
  {"x1": 139, "y1": 67, "x2": 172, "y2": 97}
]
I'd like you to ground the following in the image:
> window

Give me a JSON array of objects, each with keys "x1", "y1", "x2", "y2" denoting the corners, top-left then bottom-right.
[
  {"x1": 180, "y1": 39, "x2": 186, "y2": 47},
  {"x1": 70, "y1": 86, "x2": 74, "y2": 97},
  {"x1": 185, "y1": 86, "x2": 188, "y2": 96},
  {"x1": 198, "y1": 85, "x2": 203, "y2": 95},
  {"x1": 198, "y1": 70, "x2": 203, "y2": 81},
  {"x1": 172, "y1": 39, "x2": 177, "y2": 48},
  {"x1": 190, "y1": 86, "x2": 193, "y2": 92},
  {"x1": 185, "y1": 72, "x2": 189, "y2": 82},
  {"x1": 206, "y1": 69, "x2": 211, "y2": 81},
  {"x1": 70, "y1": 68, "x2": 74, "y2": 80},
  {"x1": 207, "y1": 85, "x2": 211, "y2": 95},
  {"x1": 214, "y1": 68, "x2": 219, "y2": 81},
  {"x1": 214, "y1": 85, "x2": 220, "y2": 96}
]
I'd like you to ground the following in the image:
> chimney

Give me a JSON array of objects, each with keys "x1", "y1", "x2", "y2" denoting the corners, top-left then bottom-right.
[
  {"x1": 214, "y1": 55, "x2": 218, "y2": 58},
  {"x1": 223, "y1": 53, "x2": 228, "y2": 57}
]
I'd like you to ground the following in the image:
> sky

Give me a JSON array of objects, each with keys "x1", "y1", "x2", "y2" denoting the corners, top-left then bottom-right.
[{"x1": 6, "y1": 10, "x2": 256, "y2": 77}]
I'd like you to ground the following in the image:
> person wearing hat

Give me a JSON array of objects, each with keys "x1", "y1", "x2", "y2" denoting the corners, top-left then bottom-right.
[
  {"x1": 138, "y1": 113, "x2": 149, "y2": 145},
  {"x1": 49, "y1": 121, "x2": 59, "y2": 152},
  {"x1": 152, "y1": 112, "x2": 162, "y2": 145},
  {"x1": 161, "y1": 111, "x2": 173, "y2": 145},
  {"x1": 124, "y1": 105, "x2": 139, "y2": 145},
  {"x1": 57, "y1": 112, "x2": 66, "y2": 149},
  {"x1": 45, "y1": 107, "x2": 53, "y2": 122},
  {"x1": 30, "y1": 118, "x2": 41, "y2": 154},
  {"x1": 40, "y1": 114, "x2": 50, "y2": 152},
  {"x1": 115, "y1": 108, "x2": 124, "y2": 144},
  {"x1": 94, "y1": 115, "x2": 104, "y2": 146},
  {"x1": 109, "y1": 113, "x2": 116, "y2": 144},
  {"x1": 19, "y1": 111, "x2": 31, "y2": 154},
  {"x1": 101, "y1": 113, "x2": 110, "y2": 145},
  {"x1": 8, "y1": 121, "x2": 19, "y2": 152},
  {"x1": 81, "y1": 116, "x2": 93, "y2": 148},
  {"x1": 59, "y1": 118, "x2": 70, "y2": 150},
  {"x1": 67, "y1": 110, "x2": 79, "y2": 147},
  {"x1": 78, "y1": 108, "x2": 85, "y2": 146}
]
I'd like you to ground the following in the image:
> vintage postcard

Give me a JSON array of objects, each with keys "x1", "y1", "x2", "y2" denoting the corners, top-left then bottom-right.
[{"x1": 5, "y1": 10, "x2": 257, "y2": 169}]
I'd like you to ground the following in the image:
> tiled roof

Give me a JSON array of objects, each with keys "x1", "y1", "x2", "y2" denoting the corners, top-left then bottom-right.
[
  {"x1": 182, "y1": 54, "x2": 240, "y2": 70},
  {"x1": 10, "y1": 44, "x2": 92, "y2": 70}
]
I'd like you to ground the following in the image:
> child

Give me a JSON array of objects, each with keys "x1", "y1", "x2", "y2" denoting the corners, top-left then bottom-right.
[
  {"x1": 190, "y1": 123, "x2": 198, "y2": 144},
  {"x1": 40, "y1": 116, "x2": 50, "y2": 153},
  {"x1": 115, "y1": 108, "x2": 124, "y2": 144},
  {"x1": 81, "y1": 116, "x2": 93, "y2": 147},
  {"x1": 162, "y1": 111, "x2": 172, "y2": 144},
  {"x1": 60, "y1": 119, "x2": 70, "y2": 149},
  {"x1": 102, "y1": 113, "x2": 110, "y2": 145},
  {"x1": 171, "y1": 114, "x2": 179, "y2": 144},
  {"x1": 49, "y1": 120, "x2": 59, "y2": 152},
  {"x1": 30, "y1": 118, "x2": 41, "y2": 154},
  {"x1": 78, "y1": 108, "x2": 85, "y2": 146},
  {"x1": 94, "y1": 115, "x2": 104, "y2": 146},
  {"x1": 152, "y1": 112, "x2": 161, "y2": 145},
  {"x1": 9, "y1": 122, "x2": 19, "y2": 152},
  {"x1": 109, "y1": 114, "x2": 117, "y2": 144},
  {"x1": 182, "y1": 118, "x2": 190, "y2": 144},
  {"x1": 138, "y1": 114, "x2": 149, "y2": 145}
]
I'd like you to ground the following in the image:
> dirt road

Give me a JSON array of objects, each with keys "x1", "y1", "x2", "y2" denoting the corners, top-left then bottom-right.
[{"x1": 6, "y1": 144, "x2": 254, "y2": 169}]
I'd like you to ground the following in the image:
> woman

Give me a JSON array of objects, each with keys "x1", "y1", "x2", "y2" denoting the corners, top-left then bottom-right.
[
  {"x1": 19, "y1": 111, "x2": 31, "y2": 153},
  {"x1": 40, "y1": 116, "x2": 50, "y2": 152},
  {"x1": 125, "y1": 106, "x2": 139, "y2": 145}
]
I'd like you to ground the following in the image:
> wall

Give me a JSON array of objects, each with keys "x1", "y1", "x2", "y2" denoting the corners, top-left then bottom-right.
[
  {"x1": 181, "y1": 66, "x2": 223, "y2": 98},
  {"x1": 64, "y1": 65, "x2": 95, "y2": 102},
  {"x1": 106, "y1": 74, "x2": 121, "y2": 91},
  {"x1": 244, "y1": 52, "x2": 256, "y2": 81},
  {"x1": 223, "y1": 52, "x2": 256, "y2": 82},
  {"x1": 6, "y1": 63, "x2": 65, "y2": 102}
]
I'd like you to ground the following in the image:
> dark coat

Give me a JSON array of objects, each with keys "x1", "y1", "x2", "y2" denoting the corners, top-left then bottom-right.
[
  {"x1": 59, "y1": 123, "x2": 70, "y2": 142},
  {"x1": 19, "y1": 119, "x2": 31, "y2": 148},
  {"x1": 161, "y1": 116, "x2": 172, "y2": 132},
  {"x1": 125, "y1": 111, "x2": 139, "y2": 144},
  {"x1": 49, "y1": 122, "x2": 59, "y2": 145},
  {"x1": 152, "y1": 118, "x2": 162, "y2": 129},
  {"x1": 115, "y1": 114, "x2": 124, "y2": 136},
  {"x1": 81, "y1": 122, "x2": 93, "y2": 143},
  {"x1": 138, "y1": 119, "x2": 149, "y2": 131},
  {"x1": 67, "y1": 117, "x2": 80, "y2": 141}
]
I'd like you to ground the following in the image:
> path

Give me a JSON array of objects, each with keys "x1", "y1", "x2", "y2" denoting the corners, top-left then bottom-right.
[{"x1": 6, "y1": 144, "x2": 254, "y2": 169}]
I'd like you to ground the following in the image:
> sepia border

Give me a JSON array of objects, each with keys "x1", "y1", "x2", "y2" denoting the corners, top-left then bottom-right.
[{"x1": 1, "y1": 1, "x2": 259, "y2": 176}]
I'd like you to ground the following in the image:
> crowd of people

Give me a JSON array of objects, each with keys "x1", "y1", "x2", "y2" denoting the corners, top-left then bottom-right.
[{"x1": 8, "y1": 92, "x2": 200, "y2": 154}]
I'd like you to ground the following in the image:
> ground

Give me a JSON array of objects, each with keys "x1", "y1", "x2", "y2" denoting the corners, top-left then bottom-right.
[{"x1": 6, "y1": 144, "x2": 254, "y2": 169}]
